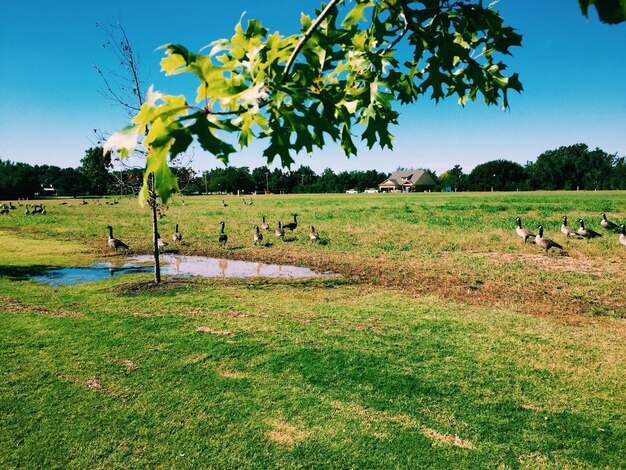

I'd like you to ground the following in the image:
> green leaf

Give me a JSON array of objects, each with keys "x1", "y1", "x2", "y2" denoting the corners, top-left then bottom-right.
[{"x1": 579, "y1": 0, "x2": 626, "y2": 24}]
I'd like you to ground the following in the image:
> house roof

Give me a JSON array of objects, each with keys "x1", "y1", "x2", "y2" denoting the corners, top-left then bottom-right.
[{"x1": 378, "y1": 170, "x2": 435, "y2": 187}]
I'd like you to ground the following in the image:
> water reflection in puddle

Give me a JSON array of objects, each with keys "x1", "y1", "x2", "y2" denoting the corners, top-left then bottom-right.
[{"x1": 30, "y1": 255, "x2": 334, "y2": 287}]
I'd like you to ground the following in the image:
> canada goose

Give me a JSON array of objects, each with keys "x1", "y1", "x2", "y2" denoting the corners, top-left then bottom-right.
[
  {"x1": 247, "y1": 197, "x2": 253, "y2": 205},
  {"x1": 253, "y1": 225, "x2": 263, "y2": 245},
  {"x1": 275, "y1": 221, "x2": 285, "y2": 240},
  {"x1": 24, "y1": 205, "x2": 30, "y2": 215},
  {"x1": 282, "y1": 214, "x2": 298, "y2": 232},
  {"x1": 535, "y1": 225, "x2": 563, "y2": 254},
  {"x1": 222, "y1": 200, "x2": 228, "y2": 208},
  {"x1": 601, "y1": 213, "x2": 619, "y2": 231},
  {"x1": 515, "y1": 217, "x2": 535, "y2": 243},
  {"x1": 578, "y1": 219, "x2": 602, "y2": 239},
  {"x1": 261, "y1": 216, "x2": 270, "y2": 230},
  {"x1": 80, "y1": 198, "x2": 88, "y2": 205},
  {"x1": 620, "y1": 224, "x2": 626, "y2": 248},
  {"x1": 8, "y1": 202, "x2": 15, "y2": 210},
  {"x1": 172, "y1": 223, "x2": 182, "y2": 242},
  {"x1": 309, "y1": 225, "x2": 320, "y2": 241},
  {"x1": 218, "y1": 221, "x2": 228, "y2": 247},
  {"x1": 106, "y1": 226, "x2": 129, "y2": 251},
  {"x1": 155, "y1": 232, "x2": 168, "y2": 249},
  {"x1": 561, "y1": 216, "x2": 581, "y2": 238},
  {"x1": 242, "y1": 198, "x2": 247, "y2": 205}
]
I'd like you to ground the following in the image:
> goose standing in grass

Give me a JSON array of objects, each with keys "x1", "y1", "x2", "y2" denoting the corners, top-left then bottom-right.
[
  {"x1": 600, "y1": 213, "x2": 619, "y2": 231},
  {"x1": 261, "y1": 216, "x2": 270, "y2": 230},
  {"x1": 535, "y1": 225, "x2": 563, "y2": 255},
  {"x1": 218, "y1": 221, "x2": 228, "y2": 247},
  {"x1": 275, "y1": 221, "x2": 285, "y2": 240},
  {"x1": 577, "y1": 219, "x2": 602, "y2": 239},
  {"x1": 222, "y1": 200, "x2": 228, "y2": 208},
  {"x1": 561, "y1": 216, "x2": 581, "y2": 238},
  {"x1": 253, "y1": 225, "x2": 263, "y2": 245},
  {"x1": 515, "y1": 217, "x2": 535, "y2": 243},
  {"x1": 106, "y1": 226, "x2": 129, "y2": 251},
  {"x1": 172, "y1": 224, "x2": 182, "y2": 242},
  {"x1": 282, "y1": 214, "x2": 298, "y2": 232},
  {"x1": 620, "y1": 224, "x2": 626, "y2": 248},
  {"x1": 156, "y1": 232, "x2": 169, "y2": 249},
  {"x1": 309, "y1": 225, "x2": 320, "y2": 241}
]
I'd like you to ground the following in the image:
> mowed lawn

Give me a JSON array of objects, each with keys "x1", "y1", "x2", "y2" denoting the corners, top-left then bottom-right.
[{"x1": 1, "y1": 191, "x2": 625, "y2": 468}]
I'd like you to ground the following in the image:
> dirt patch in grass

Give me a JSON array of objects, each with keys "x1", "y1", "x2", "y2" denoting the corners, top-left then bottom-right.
[
  {"x1": 327, "y1": 399, "x2": 475, "y2": 450},
  {"x1": 0, "y1": 296, "x2": 81, "y2": 317},
  {"x1": 195, "y1": 326, "x2": 236, "y2": 336},
  {"x1": 479, "y1": 251, "x2": 622, "y2": 276},
  {"x1": 113, "y1": 278, "x2": 196, "y2": 296},
  {"x1": 216, "y1": 369, "x2": 247, "y2": 379},
  {"x1": 121, "y1": 359, "x2": 140, "y2": 373},
  {"x1": 265, "y1": 418, "x2": 308, "y2": 446},
  {"x1": 85, "y1": 377, "x2": 103, "y2": 391}
]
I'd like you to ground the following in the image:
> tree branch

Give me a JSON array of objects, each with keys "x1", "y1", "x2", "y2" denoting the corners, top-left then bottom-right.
[{"x1": 283, "y1": 0, "x2": 343, "y2": 78}]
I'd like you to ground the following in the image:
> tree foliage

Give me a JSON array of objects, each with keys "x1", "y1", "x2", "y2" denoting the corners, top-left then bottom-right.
[
  {"x1": 467, "y1": 159, "x2": 528, "y2": 191},
  {"x1": 80, "y1": 147, "x2": 113, "y2": 195},
  {"x1": 579, "y1": 0, "x2": 626, "y2": 24},
  {"x1": 527, "y1": 143, "x2": 618, "y2": 190},
  {"x1": 105, "y1": 0, "x2": 523, "y2": 204}
]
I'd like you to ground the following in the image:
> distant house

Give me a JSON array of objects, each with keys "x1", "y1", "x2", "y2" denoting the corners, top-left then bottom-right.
[{"x1": 378, "y1": 170, "x2": 436, "y2": 192}]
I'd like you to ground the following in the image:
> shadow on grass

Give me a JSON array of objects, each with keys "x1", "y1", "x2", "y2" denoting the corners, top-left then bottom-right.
[{"x1": 0, "y1": 265, "x2": 58, "y2": 281}]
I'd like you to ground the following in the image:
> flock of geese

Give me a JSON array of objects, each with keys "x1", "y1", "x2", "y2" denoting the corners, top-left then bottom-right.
[
  {"x1": 515, "y1": 213, "x2": 626, "y2": 254},
  {"x1": 107, "y1": 212, "x2": 322, "y2": 252}
]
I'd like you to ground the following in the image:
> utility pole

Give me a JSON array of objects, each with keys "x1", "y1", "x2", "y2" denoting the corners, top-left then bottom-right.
[
  {"x1": 265, "y1": 170, "x2": 269, "y2": 194},
  {"x1": 204, "y1": 171, "x2": 208, "y2": 195}
]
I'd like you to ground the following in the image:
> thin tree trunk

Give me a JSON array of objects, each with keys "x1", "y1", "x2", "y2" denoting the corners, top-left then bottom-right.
[{"x1": 149, "y1": 173, "x2": 161, "y2": 284}]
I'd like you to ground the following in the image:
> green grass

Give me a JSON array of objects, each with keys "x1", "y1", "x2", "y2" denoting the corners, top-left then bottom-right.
[{"x1": 1, "y1": 191, "x2": 625, "y2": 468}]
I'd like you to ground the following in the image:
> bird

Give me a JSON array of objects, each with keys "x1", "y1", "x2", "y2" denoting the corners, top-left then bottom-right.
[
  {"x1": 309, "y1": 225, "x2": 320, "y2": 241},
  {"x1": 577, "y1": 219, "x2": 602, "y2": 239},
  {"x1": 515, "y1": 217, "x2": 535, "y2": 243},
  {"x1": 106, "y1": 226, "x2": 129, "y2": 251},
  {"x1": 535, "y1": 225, "x2": 563, "y2": 254},
  {"x1": 261, "y1": 216, "x2": 270, "y2": 230},
  {"x1": 80, "y1": 198, "x2": 88, "y2": 205},
  {"x1": 600, "y1": 213, "x2": 619, "y2": 231},
  {"x1": 620, "y1": 224, "x2": 626, "y2": 248},
  {"x1": 275, "y1": 221, "x2": 285, "y2": 240},
  {"x1": 242, "y1": 198, "x2": 247, "y2": 205},
  {"x1": 282, "y1": 214, "x2": 298, "y2": 232},
  {"x1": 222, "y1": 200, "x2": 228, "y2": 208},
  {"x1": 561, "y1": 216, "x2": 581, "y2": 238},
  {"x1": 156, "y1": 232, "x2": 169, "y2": 249},
  {"x1": 218, "y1": 221, "x2": 228, "y2": 247},
  {"x1": 247, "y1": 197, "x2": 253, "y2": 205},
  {"x1": 172, "y1": 223, "x2": 182, "y2": 242},
  {"x1": 253, "y1": 225, "x2": 263, "y2": 245}
]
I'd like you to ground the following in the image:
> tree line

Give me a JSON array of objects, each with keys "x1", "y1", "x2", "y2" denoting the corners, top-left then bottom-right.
[
  {"x1": 438, "y1": 144, "x2": 626, "y2": 191},
  {"x1": 1, "y1": 143, "x2": 625, "y2": 199}
]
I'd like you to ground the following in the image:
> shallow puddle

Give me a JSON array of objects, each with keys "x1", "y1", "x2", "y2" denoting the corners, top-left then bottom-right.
[{"x1": 29, "y1": 255, "x2": 334, "y2": 287}]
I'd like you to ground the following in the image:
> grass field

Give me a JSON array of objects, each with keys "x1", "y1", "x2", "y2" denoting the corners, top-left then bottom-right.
[{"x1": 1, "y1": 191, "x2": 625, "y2": 468}]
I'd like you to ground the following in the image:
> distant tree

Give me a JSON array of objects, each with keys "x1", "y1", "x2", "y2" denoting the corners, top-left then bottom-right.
[
  {"x1": 468, "y1": 159, "x2": 528, "y2": 191},
  {"x1": 0, "y1": 160, "x2": 40, "y2": 199},
  {"x1": 439, "y1": 164, "x2": 467, "y2": 191},
  {"x1": 527, "y1": 144, "x2": 615, "y2": 190},
  {"x1": 80, "y1": 147, "x2": 112, "y2": 195}
]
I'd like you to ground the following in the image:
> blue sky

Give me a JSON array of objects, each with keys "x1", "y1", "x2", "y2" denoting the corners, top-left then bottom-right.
[{"x1": 1, "y1": 0, "x2": 625, "y2": 175}]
